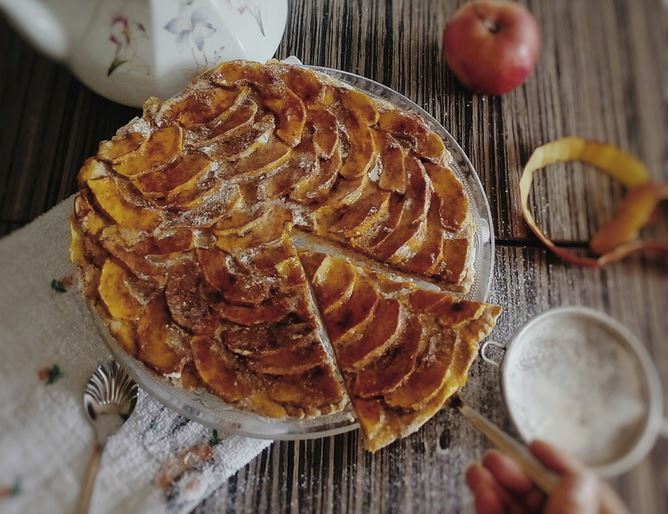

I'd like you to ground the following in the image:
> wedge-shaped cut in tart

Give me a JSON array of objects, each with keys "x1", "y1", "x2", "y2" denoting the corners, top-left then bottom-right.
[
  {"x1": 88, "y1": 177, "x2": 160, "y2": 230},
  {"x1": 378, "y1": 110, "x2": 445, "y2": 162},
  {"x1": 300, "y1": 251, "x2": 501, "y2": 451},
  {"x1": 114, "y1": 125, "x2": 183, "y2": 177},
  {"x1": 424, "y1": 162, "x2": 469, "y2": 232},
  {"x1": 71, "y1": 60, "x2": 489, "y2": 431}
]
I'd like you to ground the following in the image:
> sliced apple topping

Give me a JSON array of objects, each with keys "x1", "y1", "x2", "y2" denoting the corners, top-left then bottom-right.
[
  {"x1": 348, "y1": 315, "x2": 423, "y2": 398},
  {"x1": 114, "y1": 125, "x2": 183, "y2": 177},
  {"x1": 98, "y1": 259, "x2": 143, "y2": 320},
  {"x1": 339, "y1": 114, "x2": 378, "y2": 179},
  {"x1": 78, "y1": 158, "x2": 111, "y2": 188},
  {"x1": 137, "y1": 296, "x2": 190, "y2": 376},
  {"x1": 368, "y1": 156, "x2": 431, "y2": 261},
  {"x1": 164, "y1": 260, "x2": 219, "y2": 335},
  {"x1": 267, "y1": 365, "x2": 344, "y2": 413},
  {"x1": 74, "y1": 192, "x2": 109, "y2": 236},
  {"x1": 308, "y1": 108, "x2": 339, "y2": 158},
  {"x1": 210, "y1": 60, "x2": 277, "y2": 88},
  {"x1": 278, "y1": 65, "x2": 326, "y2": 104},
  {"x1": 337, "y1": 298, "x2": 404, "y2": 370},
  {"x1": 214, "y1": 205, "x2": 292, "y2": 252},
  {"x1": 220, "y1": 321, "x2": 316, "y2": 357},
  {"x1": 376, "y1": 132, "x2": 407, "y2": 194},
  {"x1": 196, "y1": 248, "x2": 273, "y2": 306},
  {"x1": 261, "y1": 87, "x2": 307, "y2": 147},
  {"x1": 109, "y1": 320, "x2": 137, "y2": 356},
  {"x1": 424, "y1": 162, "x2": 469, "y2": 232},
  {"x1": 384, "y1": 334, "x2": 458, "y2": 409},
  {"x1": 378, "y1": 110, "x2": 445, "y2": 162},
  {"x1": 190, "y1": 96, "x2": 258, "y2": 146},
  {"x1": 328, "y1": 185, "x2": 391, "y2": 238},
  {"x1": 340, "y1": 88, "x2": 379, "y2": 125},
  {"x1": 227, "y1": 136, "x2": 292, "y2": 178},
  {"x1": 214, "y1": 292, "x2": 306, "y2": 326},
  {"x1": 290, "y1": 145, "x2": 341, "y2": 204},
  {"x1": 191, "y1": 335, "x2": 255, "y2": 402},
  {"x1": 97, "y1": 132, "x2": 145, "y2": 162},
  {"x1": 352, "y1": 193, "x2": 403, "y2": 248},
  {"x1": 402, "y1": 194, "x2": 446, "y2": 275},
  {"x1": 438, "y1": 238, "x2": 470, "y2": 284},
  {"x1": 204, "y1": 113, "x2": 275, "y2": 161},
  {"x1": 311, "y1": 256, "x2": 356, "y2": 312},
  {"x1": 158, "y1": 87, "x2": 242, "y2": 128},
  {"x1": 88, "y1": 177, "x2": 160, "y2": 230},
  {"x1": 248, "y1": 341, "x2": 326, "y2": 376},
  {"x1": 322, "y1": 276, "x2": 380, "y2": 343},
  {"x1": 133, "y1": 152, "x2": 213, "y2": 198}
]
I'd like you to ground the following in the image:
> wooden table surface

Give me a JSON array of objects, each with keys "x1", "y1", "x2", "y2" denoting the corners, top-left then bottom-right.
[{"x1": 0, "y1": 0, "x2": 666, "y2": 512}]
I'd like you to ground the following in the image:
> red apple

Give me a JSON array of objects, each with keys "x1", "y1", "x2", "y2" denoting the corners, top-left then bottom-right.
[{"x1": 442, "y1": 1, "x2": 541, "y2": 95}]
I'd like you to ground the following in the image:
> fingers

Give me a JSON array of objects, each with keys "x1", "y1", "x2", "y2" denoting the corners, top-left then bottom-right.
[
  {"x1": 482, "y1": 450, "x2": 535, "y2": 494},
  {"x1": 543, "y1": 471, "x2": 599, "y2": 514},
  {"x1": 482, "y1": 451, "x2": 545, "y2": 511},
  {"x1": 528, "y1": 439, "x2": 582, "y2": 474},
  {"x1": 466, "y1": 464, "x2": 506, "y2": 514}
]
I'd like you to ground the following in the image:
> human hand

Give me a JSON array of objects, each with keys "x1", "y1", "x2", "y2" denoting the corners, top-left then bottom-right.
[{"x1": 465, "y1": 440, "x2": 629, "y2": 514}]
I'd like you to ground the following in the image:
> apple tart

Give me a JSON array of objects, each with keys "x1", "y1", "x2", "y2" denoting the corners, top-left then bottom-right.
[{"x1": 70, "y1": 60, "x2": 500, "y2": 450}]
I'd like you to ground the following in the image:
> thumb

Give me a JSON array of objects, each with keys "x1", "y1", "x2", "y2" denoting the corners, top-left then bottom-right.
[{"x1": 544, "y1": 471, "x2": 599, "y2": 514}]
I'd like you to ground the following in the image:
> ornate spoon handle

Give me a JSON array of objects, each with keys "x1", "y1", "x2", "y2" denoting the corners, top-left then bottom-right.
[{"x1": 74, "y1": 443, "x2": 103, "y2": 514}]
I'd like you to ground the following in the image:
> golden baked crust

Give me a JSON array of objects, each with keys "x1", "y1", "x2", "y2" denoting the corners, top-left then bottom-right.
[{"x1": 71, "y1": 60, "x2": 498, "y2": 443}]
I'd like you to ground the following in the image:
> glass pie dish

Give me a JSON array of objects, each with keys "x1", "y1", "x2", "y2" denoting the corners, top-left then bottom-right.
[{"x1": 89, "y1": 66, "x2": 495, "y2": 440}]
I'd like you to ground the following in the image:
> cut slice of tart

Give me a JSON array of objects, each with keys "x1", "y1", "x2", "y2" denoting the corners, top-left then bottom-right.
[{"x1": 298, "y1": 250, "x2": 501, "y2": 451}]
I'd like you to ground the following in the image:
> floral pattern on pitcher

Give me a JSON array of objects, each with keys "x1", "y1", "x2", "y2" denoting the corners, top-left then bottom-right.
[
  {"x1": 226, "y1": 0, "x2": 265, "y2": 36},
  {"x1": 107, "y1": 15, "x2": 150, "y2": 76},
  {"x1": 164, "y1": 0, "x2": 224, "y2": 70}
]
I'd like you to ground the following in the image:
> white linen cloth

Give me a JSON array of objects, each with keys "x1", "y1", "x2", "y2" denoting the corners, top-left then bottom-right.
[{"x1": 0, "y1": 198, "x2": 272, "y2": 514}]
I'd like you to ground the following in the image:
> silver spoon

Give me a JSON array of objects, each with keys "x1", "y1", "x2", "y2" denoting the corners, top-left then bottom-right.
[{"x1": 75, "y1": 362, "x2": 138, "y2": 514}]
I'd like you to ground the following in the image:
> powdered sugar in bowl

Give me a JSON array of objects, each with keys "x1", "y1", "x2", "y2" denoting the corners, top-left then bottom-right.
[{"x1": 480, "y1": 306, "x2": 664, "y2": 477}]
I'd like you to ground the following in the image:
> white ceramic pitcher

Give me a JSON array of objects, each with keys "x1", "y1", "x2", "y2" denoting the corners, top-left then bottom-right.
[{"x1": 0, "y1": 0, "x2": 287, "y2": 107}]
